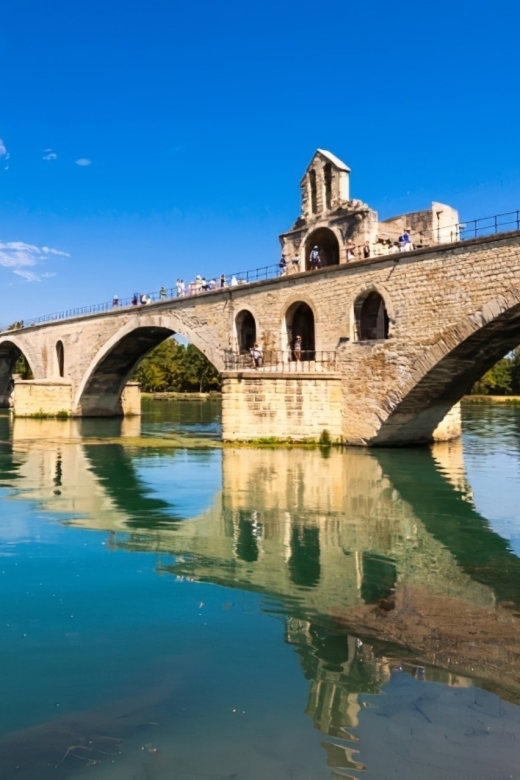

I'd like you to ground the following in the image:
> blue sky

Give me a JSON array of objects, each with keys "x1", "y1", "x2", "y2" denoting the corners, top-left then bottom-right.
[{"x1": 1, "y1": 0, "x2": 520, "y2": 325}]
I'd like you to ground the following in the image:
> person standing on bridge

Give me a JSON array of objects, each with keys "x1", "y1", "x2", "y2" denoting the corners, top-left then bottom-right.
[
  {"x1": 160, "y1": 286, "x2": 167, "y2": 300},
  {"x1": 399, "y1": 228, "x2": 412, "y2": 251},
  {"x1": 250, "y1": 342, "x2": 263, "y2": 369},
  {"x1": 112, "y1": 295, "x2": 119, "y2": 307},
  {"x1": 309, "y1": 246, "x2": 321, "y2": 270},
  {"x1": 220, "y1": 273, "x2": 226, "y2": 288},
  {"x1": 293, "y1": 335, "x2": 302, "y2": 361}
]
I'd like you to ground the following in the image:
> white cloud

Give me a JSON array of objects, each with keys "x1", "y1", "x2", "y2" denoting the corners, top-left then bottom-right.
[
  {"x1": 13, "y1": 269, "x2": 41, "y2": 282},
  {"x1": 0, "y1": 240, "x2": 69, "y2": 282},
  {"x1": 43, "y1": 151, "x2": 57, "y2": 161},
  {"x1": 0, "y1": 139, "x2": 9, "y2": 170},
  {"x1": 75, "y1": 158, "x2": 92, "y2": 166},
  {"x1": 41, "y1": 246, "x2": 69, "y2": 257}
]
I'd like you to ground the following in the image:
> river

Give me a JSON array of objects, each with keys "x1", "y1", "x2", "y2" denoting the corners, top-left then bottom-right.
[{"x1": 1, "y1": 398, "x2": 520, "y2": 780}]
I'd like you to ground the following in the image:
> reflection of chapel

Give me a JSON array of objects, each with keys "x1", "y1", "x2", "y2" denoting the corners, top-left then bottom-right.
[{"x1": 279, "y1": 149, "x2": 459, "y2": 270}]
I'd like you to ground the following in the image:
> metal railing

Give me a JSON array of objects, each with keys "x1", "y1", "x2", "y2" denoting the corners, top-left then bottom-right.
[
  {"x1": 223, "y1": 349, "x2": 338, "y2": 372},
  {"x1": 4, "y1": 265, "x2": 280, "y2": 331},
  {"x1": 4, "y1": 207, "x2": 520, "y2": 333}
]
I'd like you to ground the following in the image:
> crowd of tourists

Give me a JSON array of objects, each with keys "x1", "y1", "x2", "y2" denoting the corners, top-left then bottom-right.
[{"x1": 111, "y1": 228, "x2": 416, "y2": 309}]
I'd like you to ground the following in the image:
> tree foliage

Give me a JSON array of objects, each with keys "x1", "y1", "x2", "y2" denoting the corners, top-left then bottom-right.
[
  {"x1": 471, "y1": 348, "x2": 520, "y2": 395},
  {"x1": 132, "y1": 339, "x2": 221, "y2": 393},
  {"x1": 14, "y1": 354, "x2": 33, "y2": 380}
]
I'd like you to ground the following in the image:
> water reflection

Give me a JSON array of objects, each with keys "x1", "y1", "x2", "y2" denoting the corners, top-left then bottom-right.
[{"x1": 1, "y1": 409, "x2": 520, "y2": 778}]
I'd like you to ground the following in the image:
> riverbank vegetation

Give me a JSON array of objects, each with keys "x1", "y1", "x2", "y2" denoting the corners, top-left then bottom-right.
[
  {"x1": 470, "y1": 348, "x2": 520, "y2": 396},
  {"x1": 132, "y1": 340, "x2": 221, "y2": 393}
]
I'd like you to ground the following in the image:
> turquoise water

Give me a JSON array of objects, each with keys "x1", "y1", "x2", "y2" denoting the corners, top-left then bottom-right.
[{"x1": 1, "y1": 401, "x2": 520, "y2": 779}]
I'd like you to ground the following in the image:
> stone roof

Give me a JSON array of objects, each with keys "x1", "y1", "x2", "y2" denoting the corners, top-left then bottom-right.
[{"x1": 316, "y1": 149, "x2": 351, "y2": 172}]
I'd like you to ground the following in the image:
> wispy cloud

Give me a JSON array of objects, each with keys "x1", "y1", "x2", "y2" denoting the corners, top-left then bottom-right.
[
  {"x1": 0, "y1": 138, "x2": 10, "y2": 170},
  {"x1": 0, "y1": 240, "x2": 69, "y2": 282},
  {"x1": 42, "y1": 150, "x2": 57, "y2": 161},
  {"x1": 75, "y1": 158, "x2": 92, "y2": 166}
]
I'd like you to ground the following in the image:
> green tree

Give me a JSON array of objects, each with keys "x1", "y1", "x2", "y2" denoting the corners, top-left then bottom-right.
[
  {"x1": 14, "y1": 354, "x2": 33, "y2": 380},
  {"x1": 472, "y1": 357, "x2": 513, "y2": 395},
  {"x1": 132, "y1": 339, "x2": 221, "y2": 393}
]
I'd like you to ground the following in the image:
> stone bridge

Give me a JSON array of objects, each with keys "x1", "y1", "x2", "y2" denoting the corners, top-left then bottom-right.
[{"x1": 3, "y1": 226, "x2": 520, "y2": 445}]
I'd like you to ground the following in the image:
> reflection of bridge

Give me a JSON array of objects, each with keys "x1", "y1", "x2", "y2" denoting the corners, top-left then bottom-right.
[
  {"x1": 3, "y1": 152, "x2": 520, "y2": 444},
  {"x1": 4, "y1": 417, "x2": 520, "y2": 774},
  {"x1": 4, "y1": 419, "x2": 520, "y2": 693}
]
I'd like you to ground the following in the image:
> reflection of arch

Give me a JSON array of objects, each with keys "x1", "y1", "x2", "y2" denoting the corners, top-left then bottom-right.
[
  {"x1": 0, "y1": 339, "x2": 34, "y2": 407},
  {"x1": 56, "y1": 340, "x2": 65, "y2": 377},
  {"x1": 235, "y1": 310, "x2": 256, "y2": 353},
  {"x1": 354, "y1": 291, "x2": 389, "y2": 341},
  {"x1": 235, "y1": 511, "x2": 259, "y2": 562},
  {"x1": 305, "y1": 227, "x2": 340, "y2": 269},
  {"x1": 285, "y1": 301, "x2": 315, "y2": 359},
  {"x1": 75, "y1": 314, "x2": 223, "y2": 416},
  {"x1": 373, "y1": 285, "x2": 520, "y2": 445},
  {"x1": 289, "y1": 526, "x2": 321, "y2": 587}
]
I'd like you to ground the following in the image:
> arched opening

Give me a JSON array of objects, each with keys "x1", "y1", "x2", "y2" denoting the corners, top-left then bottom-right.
[
  {"x1": 235, "y1": 310, "x2": 256, "y2": 353},
  {"x1": 309, "y1": 169, "x2": 318, "y2": 215},
  {"x1": 56, "y1": 340, "x2": 65, "y2": 377},
  {"x1": 305, "y1": 227, "x2": 340, "y2": 270},
  {"x1": 78, "y1": 326, "x2": 221, "y2": 416},
  {"x1": 0, "y1": 341, "x2": 33, "y2": 408},
  {"x1": 285, "y1": 302, "x2": 315, "y2": 361},
  {"x1": 323, "y1": 162, "x2": 332, "y2": 211},
  {"x1": 355, "y1": 291, "x2": 389, "y2": 341}
]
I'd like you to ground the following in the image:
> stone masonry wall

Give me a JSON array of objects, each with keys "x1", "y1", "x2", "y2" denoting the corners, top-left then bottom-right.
[
  {"x1": 222, "y1": 372, "x2": 343, "y2": 441},
  {"x1": 3, "y1": 230, "x2": 520, "y2": 442},
  {"x1": 14, "y1": 379, "x2": 72, "y2": 417}
]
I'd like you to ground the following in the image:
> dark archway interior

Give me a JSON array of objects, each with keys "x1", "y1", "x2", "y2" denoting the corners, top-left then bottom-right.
[
  {"x1": 356, "y1": 292, "x2": 389, "y2": 340},
  {"x1": 286, "y1": 303, "x2": 315, "y2": 359},
  {"x1": 79, "y1": 326, "x2": 175, "y2": 416},
  {"x1": 305, "y1": 228, "x2": 340, "y2": 270},
  {"x1": 56, "y1": 341, "x2": 65, "y2": 378},
  {"x1": 236, "y1": 311, "x2": 256, "y2": 353},
  {"x1": 0, "y1": 342, "x2": 32, "y2": 407}
]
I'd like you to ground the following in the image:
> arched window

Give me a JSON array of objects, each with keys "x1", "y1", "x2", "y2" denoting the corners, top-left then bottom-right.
[
  {"x1": 355, "y1": 292, "x2": 389, "y2": 341},
  {"x1": 285, "y1": 302, "x2": 315, "y2": 360},
  {"x1": 235, "y1": 310, "x2": 256, "y2": 353},
  {"x1": 309, "y1": 169, "x2": 318, "y2": 215},
  {"x1": 323, "y1": 162, "x2": 332, "y2": 210},
  {"x1": 56, "y1": 340, "x2": 65, "y2": 377}
]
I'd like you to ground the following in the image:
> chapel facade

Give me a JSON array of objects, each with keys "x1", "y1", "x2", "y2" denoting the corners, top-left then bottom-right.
[{"x1": 279, "y1": 150, "x2": 459, "y2": 270}]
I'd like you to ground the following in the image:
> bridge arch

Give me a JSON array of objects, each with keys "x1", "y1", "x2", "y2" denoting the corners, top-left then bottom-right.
[
  {"x1": 0, "y1": 337, "x2": 37, "y2": 408},
  {"x1": 373, "y1": 284, "x2": 520, "y2": 445},
  {"x1": 304, "y1": 226, "x2": 341, "y2": 270},
  {"x1": 74, "y1": 313, "x2": 223, "y2": 416}
]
